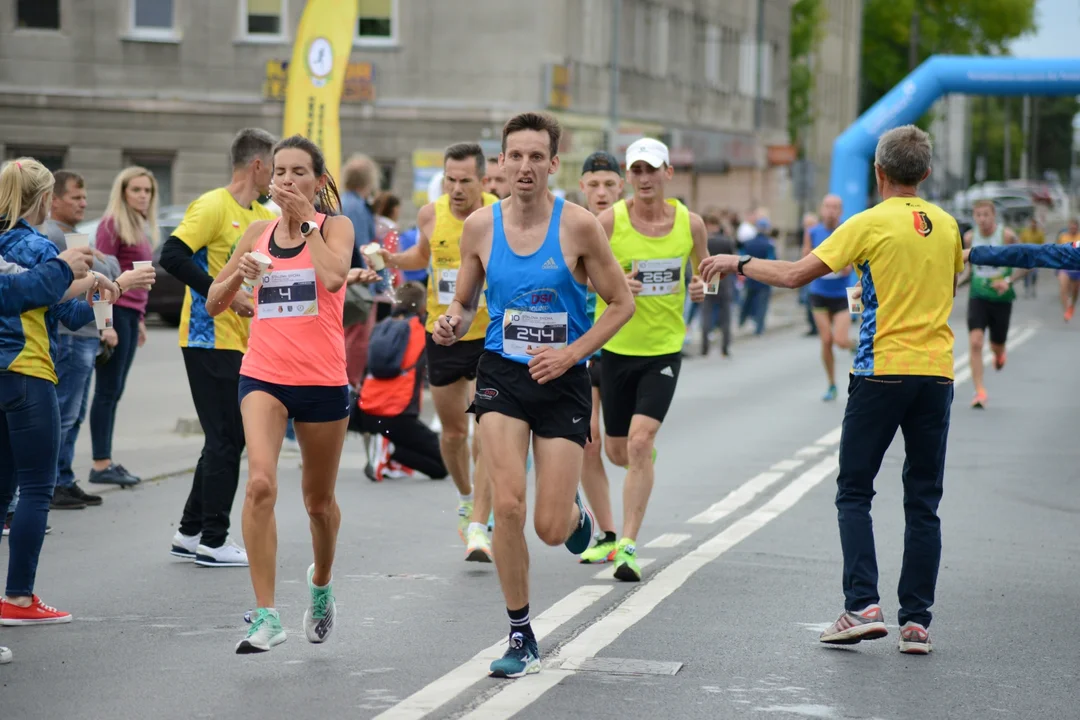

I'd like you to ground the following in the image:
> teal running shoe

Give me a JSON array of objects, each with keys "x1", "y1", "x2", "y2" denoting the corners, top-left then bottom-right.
[
  {"x1": 303, "y1": 563, "x2": 336, "y2": 644},
  {"x1": 236, "y1": 607, "x2": 287, "y2": 654},
  {"x1": 489, "y1": 632, "x2": 540, "y2": 678},
  {"x1": 564, "y1": 491, "x2": 595, "y2": 555}
]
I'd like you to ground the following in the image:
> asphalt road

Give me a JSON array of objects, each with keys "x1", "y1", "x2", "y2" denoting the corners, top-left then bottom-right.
[{"x1": 3, "y1": 286, "x2": 1078, "y2": 720}]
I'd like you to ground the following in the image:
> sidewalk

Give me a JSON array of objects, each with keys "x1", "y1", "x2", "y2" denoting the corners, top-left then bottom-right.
[{"x1": 80, "y1": 293, "x2": 804, "y2": 495}]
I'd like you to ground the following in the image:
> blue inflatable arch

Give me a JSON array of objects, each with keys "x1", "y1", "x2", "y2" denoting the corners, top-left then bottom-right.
[{"x1": 830, "y1": 55, "x2": 1080, "y2": 220}]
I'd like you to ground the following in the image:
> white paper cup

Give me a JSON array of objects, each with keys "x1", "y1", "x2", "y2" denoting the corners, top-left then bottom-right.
[
  {"x1": 93, "y1": 301, "x2": 114, "y2": 331},
  {"x1": 846, "y1": 286, "x2": 863, "y2": 314},
  {"x1": 704, "y1": 275, "x2": 722, "y2": 295},
  {"x1": 131, "y1": 260, "x2": 152, "y2": 270},
  {"x1": 362, "y1": 243, "x2": 385, "y2": 271},
  {"x1": 65, "y1": 233, "x2": 90, "y2": 249},
  {"x1": 242, "y1": 251, "x2": 272, "y2": 290}
]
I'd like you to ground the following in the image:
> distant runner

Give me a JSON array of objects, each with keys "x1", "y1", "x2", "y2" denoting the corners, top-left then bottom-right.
[{"x1": 803, "y1": 194, "x2": 852, "y2": 401}]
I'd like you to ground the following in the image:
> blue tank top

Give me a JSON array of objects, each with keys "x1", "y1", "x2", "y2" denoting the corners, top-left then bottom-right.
[
  {"x1": 807, "y1": 224, "x2": 849, "y2": 298},
  {"x1": 484, "y1": 197, "x2": 590, "y2": 365}
]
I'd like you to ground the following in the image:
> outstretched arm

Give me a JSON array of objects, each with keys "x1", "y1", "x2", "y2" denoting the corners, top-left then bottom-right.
[{"x1": 967, "y1": 242, "x2": 1080, "y2": 271}]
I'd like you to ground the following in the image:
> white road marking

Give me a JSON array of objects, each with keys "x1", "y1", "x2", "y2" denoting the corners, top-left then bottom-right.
[
  {"x1": 462, "y1": 455, "x2": 840, "y2": 719},
  {"x1": 686, "y1": 471, "x2": 785, "y2": 524},
  {"x1": 371, "y1": 585, "x2": 612, "y2": 720},
  {"x1": 383, "y1": 326, "x2": 1040, "y2": 719},
  {"x1": 953, "y1": 326, "x2": 1036, "y2": 387},
  {"x1": 643, "y1": 533, "x2": 692, "y2": 549},
  {"x1": 770, "y1": 458, "x2": 805, "y2": 472},
  {"x1": 813, "y1": 427, "x2": 843, "y2": 447},
  {"x1": 794, "y1": 445, "x2": 826, "y2": 458},
  {"x1": 592, "y1": 558, "x2": 655, "y2": 580}
]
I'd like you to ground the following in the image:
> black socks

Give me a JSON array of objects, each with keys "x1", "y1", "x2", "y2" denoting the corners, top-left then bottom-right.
[
  {"x1": 601, "y1": 531, "x2": 616, "y2": 544},
  {"x1": 508, "y1": 604, "x2": 534, "y2": 641}
]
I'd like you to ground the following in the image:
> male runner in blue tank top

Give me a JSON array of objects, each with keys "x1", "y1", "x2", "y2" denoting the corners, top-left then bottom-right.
[
  {"x1": 432, "y1": 112, "x2": 635, "y2": 679},
  {"x1": 802, "y1": 194, "x2": 853, "y2": 401}
]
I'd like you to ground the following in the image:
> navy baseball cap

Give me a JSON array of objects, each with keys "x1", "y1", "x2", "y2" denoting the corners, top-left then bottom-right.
[{"x1": 581, "y1": 151, "x2": 623, "y2": 177}]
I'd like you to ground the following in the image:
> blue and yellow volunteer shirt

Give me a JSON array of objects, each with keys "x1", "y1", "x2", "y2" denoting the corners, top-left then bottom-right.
[
  {"x1": 0, "y1": 219, "x2": 94, "y2": 383},
  {"x1": 173, "y1": 188, "x2": 276, "y2": 352},
  {"x1": 812, "y1": 197, "x2": 964, "y2": 379}
]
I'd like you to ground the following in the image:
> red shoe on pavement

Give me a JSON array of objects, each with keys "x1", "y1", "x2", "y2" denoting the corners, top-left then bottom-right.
[
  {"x1": 993, "y1": 349, "x2": 1007, "y2": 371},
  {"x1": 819, "y1": 604, "x2": 888, "y2": 645},
  {"x1": 0, "y1": 595, "x2": 72, "y2": 626}
]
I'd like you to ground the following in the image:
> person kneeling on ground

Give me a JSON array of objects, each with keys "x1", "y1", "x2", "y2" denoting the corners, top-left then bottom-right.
[{"x1": 351, "y1": 281, "x2": 448, "y2": 482}]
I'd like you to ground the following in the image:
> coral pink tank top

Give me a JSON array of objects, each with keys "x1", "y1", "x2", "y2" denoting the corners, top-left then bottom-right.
[{"x1": 240, "y1": 215, "x2": 347, "y2": 387}]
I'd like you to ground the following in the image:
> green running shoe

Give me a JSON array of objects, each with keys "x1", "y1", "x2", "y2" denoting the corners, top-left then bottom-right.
[
  {"x1": 236, "y1": 607, "x2": 287, "y2": 654},
  {"x1": 613, "y1": 538, "x2": 641, "y2": 582},
  {"x1": 458, "y1": 500, "x2": 473, "y2": 542},
  {"x1": 304, "y1": 563, "x2": 336, "y2": 644},
  {"x1": 579, "y1": 539, "x2": 617, "y2": 564},
  {"x1": 489, "y1": 632, "x2": 540, "y2": 678}
]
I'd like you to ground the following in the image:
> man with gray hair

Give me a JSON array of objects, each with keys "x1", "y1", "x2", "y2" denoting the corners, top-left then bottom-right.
[
  {"x1": 700, "y1": 124, "x2": 964, "y2": 656},
  {"x1": 160, "y1": 127, "x2": 277, "y2": 568}
]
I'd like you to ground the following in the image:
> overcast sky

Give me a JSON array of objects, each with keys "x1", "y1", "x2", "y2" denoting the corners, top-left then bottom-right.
[{"x1": 1009, "y1": 0, "x2": 1080, "y2": 57}]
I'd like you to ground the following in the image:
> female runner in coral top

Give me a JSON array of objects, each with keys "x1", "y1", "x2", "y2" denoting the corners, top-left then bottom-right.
[{"x1": 205, "y1": 135, "x2": 376, "y2": 654}]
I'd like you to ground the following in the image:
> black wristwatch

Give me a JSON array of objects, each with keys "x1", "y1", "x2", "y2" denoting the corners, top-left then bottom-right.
[{"x1": 736, "y1": 254, "x2": 753, "y2": 276}]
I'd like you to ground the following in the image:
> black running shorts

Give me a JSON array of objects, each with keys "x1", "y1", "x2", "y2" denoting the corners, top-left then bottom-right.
[
  {"x1": 425, "y1": 333, "x2": 485, "y2": 387},
  {"x1": 809, "y1": 293, "x2": 849, "y2": 316},
  {"x1": 468, "y1": 352, "x2": 591, "y2": 447},
  {"x1": 588, "y1": 355, "x2": 602, "y2": 389},
  {"x1": 967, "y1": 297, "x2": 1012, "y2": 346},
  {"x1": 598, "y1": 350, "x2": 682, "y2": 437}
]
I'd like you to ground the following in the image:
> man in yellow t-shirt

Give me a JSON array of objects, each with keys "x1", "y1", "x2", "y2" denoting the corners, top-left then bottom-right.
[
  {"x1": 701, "y1": 125, "x2": 962, "y2": 656},
  {"x1": 159, "y1": 128, "x2": 276, "y2": 569},
  {"x1": 382, "y1": 142, "x2": 499, "y2": 562}
]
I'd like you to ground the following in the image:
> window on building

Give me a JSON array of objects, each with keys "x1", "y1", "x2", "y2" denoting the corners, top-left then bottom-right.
[
  {"x1": 244, "y1": 0, "x2": 284, "y2": 37},
  {"x1": 6, "y1": 147, "x2": 67, "y2": 173},
  {"x1": 132, "y1": 0, "x2": 175, "y2": 34},
  {"x1": 761, "y1": 42, "x2": 776, "y2": 100},
  {"x1": 377, "y1": 161, "x2": 395, "y2": 192},
  {"x1": 704, "y1": 24, "x2": 721, "y2": 87},
  {"x1": 17, "y1": 0, "x2": 59, "y2": 30},
  {"x1": 738, "y1": 35, "x2": 756, "y2": 96},
  {"x1": 124, "y1": 153, "x2": 175, "y2": 207},
  {"x1": 356, "y1": 0, "x2": 396, "y2": 45}
]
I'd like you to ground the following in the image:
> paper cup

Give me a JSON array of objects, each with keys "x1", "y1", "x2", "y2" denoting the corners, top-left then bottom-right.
[
  {"x1": 846, "y1": 286, "x2": 863, "y2": 314},
  {"x1": 704, "y1": 275, "x2": 722, "y2": 295},
  {"x1": 93, "y1": 301, "x2": 113, "y2": 331},
  {"x1": 65, "y1": 233, "x2": 90, "y2": 249},
  {"x1": 242, "y1": 251, "x2": 272, "y2": 290},
  {"x1": 131, "y1": 260, "x2": 152, "y2": 270},
  {"x1": 362, "y1": 243, "x2": 385, "y2": 271}
]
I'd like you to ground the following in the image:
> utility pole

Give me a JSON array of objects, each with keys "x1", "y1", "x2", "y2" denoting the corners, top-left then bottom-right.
[
  {"x1": 1003, "y1": 97, "x2": 1011, "y2": 180},
  {"x1": 908, "y1": 3, "x2": 920, "y2": 70},
  {"x1": 1020, "y1": 95, "x2": 1031, "y2": 181},
  {"x1": 607, "y1": 0, "x2": 622, "y2": 155}
]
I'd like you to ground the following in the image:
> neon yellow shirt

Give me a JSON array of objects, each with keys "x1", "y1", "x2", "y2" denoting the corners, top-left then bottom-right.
[{"x1": 597, "y1": 199, "x2": 693, "y2": 356}]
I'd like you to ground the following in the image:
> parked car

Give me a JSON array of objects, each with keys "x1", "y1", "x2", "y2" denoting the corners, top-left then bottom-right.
[{"x1": 77, "y1": 199, "x2": 280, "y2": 326}]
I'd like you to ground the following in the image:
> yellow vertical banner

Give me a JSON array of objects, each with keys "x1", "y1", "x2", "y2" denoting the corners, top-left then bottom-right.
[{"x1": 282, "y1": 0, "x2": 359, "y2": 183}]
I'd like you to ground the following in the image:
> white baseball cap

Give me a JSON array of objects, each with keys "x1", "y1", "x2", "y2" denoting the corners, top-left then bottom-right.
[{"x1": 625, "y1": 137, "x2": 670, "y2": 169}]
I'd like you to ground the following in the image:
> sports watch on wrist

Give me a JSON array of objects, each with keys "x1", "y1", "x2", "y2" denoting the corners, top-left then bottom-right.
[
  {"x1": 300, "y1": 220, "x2": 318, "y2": 237},
  {"x1": 737, "y1": 254, "x2": 753, "y2": 276}
]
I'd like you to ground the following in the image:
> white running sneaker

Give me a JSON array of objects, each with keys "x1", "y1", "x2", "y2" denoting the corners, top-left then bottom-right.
[
  {"x1": 465, "y1": 526, "x2": 493, "y2": 563},
  {"x1": 236, "y1": 608, "x2": 287, "y2": 654},
  {"x1": 194, "y1": 537, "x2": 249, "y2": 567},
  {"x1": 169, "y1": 530, "x2": 201, "y2": 560},
  {"x1": 303, "y1": 563, "x2": 336, "y2": 644},
  {"x1": 0, "y1": 645, "x2": 11, "y2": 664}
]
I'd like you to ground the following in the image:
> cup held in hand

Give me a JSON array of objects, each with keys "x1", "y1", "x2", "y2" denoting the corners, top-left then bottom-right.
[
  {"x1": 846, "y1": 286, "x2": 863, "y2": 314},
  {"x1": 362, "y1": 243, "x2": 385, "y2": 271},
  {"x1": 243, "y1": 251, "x2": 273, "y2": 290},
  {"x1": 704, "y1": 274, "x2": 722, "y2": 295},
  {"x1": 93, "y1": 301, "x2": 113, "y2": 331}
]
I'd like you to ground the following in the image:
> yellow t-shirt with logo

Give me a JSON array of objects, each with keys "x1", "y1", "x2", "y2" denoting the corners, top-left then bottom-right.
[
  {"x1": 812, "y1": 196, "x2": 964, "y2": 379},
  {"x1": 173, "y1": 188, "x2": 277, "y2": 352},
  {"x1": 596, "y1": 199, "x2": 694, "y2": 356},
  {"x1": 425, "y1": 193, "x2": 498, "y2": 342}
]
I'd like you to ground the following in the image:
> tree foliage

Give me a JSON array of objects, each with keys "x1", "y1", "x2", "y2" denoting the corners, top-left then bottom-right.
[
  {"x1": 971, "y1": 95, "x2": 1080, "y2": 183},
  {"x1": 860, "y1": 0, "x2": 1038, "y2": 115},
  {"x1": 788, "y1": 0, "x2": 824, "y2": 151}
]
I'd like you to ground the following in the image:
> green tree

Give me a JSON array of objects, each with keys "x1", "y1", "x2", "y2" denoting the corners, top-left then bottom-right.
[
  {"x1": 788, "y1": 0, "x2": 824, "y2": 154},
  {"x1": 859, "y1": 0, "x2": 1038, "y2": 117},
  {"x1": 970, "y1": 95, "x2": 1080, "y2": 182}
]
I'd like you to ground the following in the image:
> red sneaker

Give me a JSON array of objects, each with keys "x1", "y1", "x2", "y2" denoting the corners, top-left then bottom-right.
[
  {"x1": 898, "y1": 621, "x2": 933, "y2": 654},
  {"x1": 993, "y1": 349, "x2": 1007, "y2": 371},
  {"x1": 819, "y1": 604, "x2": 888, "y2": 645},
  {"x1": 0, "y1": 595, "x2": 72, "y2": 626}
]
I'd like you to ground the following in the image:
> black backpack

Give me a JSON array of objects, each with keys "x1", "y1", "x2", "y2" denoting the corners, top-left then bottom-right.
[{"x1": 366, "y1": 317, "x2": 415, "y2": 379}]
